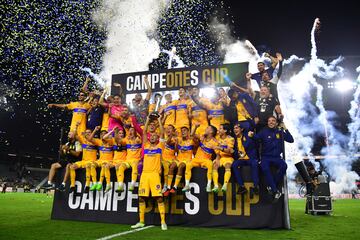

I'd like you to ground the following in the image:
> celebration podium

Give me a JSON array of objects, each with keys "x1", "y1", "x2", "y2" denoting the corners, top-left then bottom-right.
[{"x1": 51, "y1": 167, "x2": 290, "y2": 229}]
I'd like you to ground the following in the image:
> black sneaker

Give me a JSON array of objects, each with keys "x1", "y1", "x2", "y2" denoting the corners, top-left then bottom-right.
[
  {"x1": 84, "y1": 186, "x2": 90, "y2": 193},
  {"x1": 43, "y1": 183, "x2": 55, "y2": 190},
  {"x1": 237, "y1": 185, "x2": 247, "y2": 194},
  {"x1": 253, "y1": 185, "x2": 260, "y2": 195},
  {"x1": 56, "y1": 184, "x2": 66, "y2": 192},
  {"x1": 69, "y1": 186, "x2": 76, "y2": 193}
]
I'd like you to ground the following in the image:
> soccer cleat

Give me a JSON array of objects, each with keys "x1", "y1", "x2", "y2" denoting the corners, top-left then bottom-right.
[
  {"x1": 212, "y1": 186, "x2": 219, "y2": 194},
  {"x1": 161, "y1": 223, "x2": 168, "y2": 231},
  {"x1": 105, "y1": 184, "x2": 112, "y2": 193},
  {"x1": 115, "y1": 184, "x2": 124, "y2": 193},
  {"x1": 69, "y1": 186, "x2": 75, "y2": 193},
  {"x1": 161, "y1": 185, "x2": 168, "y2": 194},
  {"x1": 237, "y1": 185, "x2": 247, "y2": 195},
  {"x1": 128, "y1": 183, "x2": 135, "y2": 192},
  {"x1": 96, "y1": 183, "x2": 103, "y2": 191},
  {"x1": 43, "y1": 183, "x2": 55, "y2": 190},
  {"x1": 221, "y1": 184, "x2": 227, "y2": 193},
  {"x1": 206, "y1": 185, "x2": 212, "y2": 193},
  {"x1": 84, "y1": 186, "x2": 90, "y2": 193},
  {"x1": 56, "y1": 184, "x2": 66, "y2": 192},
  {"x1": 131, "y1": 222, "x2": 145, "y2": 229},
  {"x1": 182, "y1": 185, "x2": 190, "y2": 192},
  {"x1": 90, "y1": 184, "x2": 97, "y2": 191},
  {"x1": 169, "y1": 187, "x2": 177, "y2": 194},
  {"x1": 163, "y1": 189, "x2": 171, "y2": 197}
]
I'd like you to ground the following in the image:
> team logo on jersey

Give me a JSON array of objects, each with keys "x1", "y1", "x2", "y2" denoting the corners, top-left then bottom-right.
[
  {"x1": 156, "y1": 184, "x2": 161, "y2": 190},
  {"x1": 276, "y1": 133, "x2": 280, "y2": 139}
]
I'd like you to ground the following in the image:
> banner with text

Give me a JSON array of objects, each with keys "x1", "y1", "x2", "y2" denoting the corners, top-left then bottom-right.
[
  {"x1": 111, "y1": 62, "x2": 249, "y2": 95},
  {"x1": 51, "y1": 167, "x2": 287, "y2": 229}
]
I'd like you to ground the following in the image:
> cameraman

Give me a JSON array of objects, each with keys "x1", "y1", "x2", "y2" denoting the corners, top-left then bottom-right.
[{"x1": 43, "y1": 131, "x2": 82, "y2": 191}]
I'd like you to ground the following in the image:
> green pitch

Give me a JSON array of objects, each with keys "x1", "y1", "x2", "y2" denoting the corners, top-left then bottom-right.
[{"x1": 0, "y1": 193, "x2": 359, "y2": 240}]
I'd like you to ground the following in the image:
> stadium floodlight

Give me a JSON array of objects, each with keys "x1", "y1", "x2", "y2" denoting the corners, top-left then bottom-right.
[{"x1": 334, "y1": 79, "x2": 355, "y2": 92}]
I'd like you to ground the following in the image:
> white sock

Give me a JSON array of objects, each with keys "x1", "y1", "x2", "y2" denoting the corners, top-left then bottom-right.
[
  {"x1": 98, "y1": 182, "x2": 101, "y2": 185},
  {"x1": 207, "y1": 180, "x2": 212, "y2": 187},
  {"x1": 185, "y1": 180, "x2": 190, "y2": 186},
  {"x1": 118, "y1": 182, "x2": 124, "y2": 187},
  {"x1": 48, "y1": 181, "x2": 52, "y2": 185},
  {"x1": 131, "y1": 181, "x2": 136, "y2": 185}
]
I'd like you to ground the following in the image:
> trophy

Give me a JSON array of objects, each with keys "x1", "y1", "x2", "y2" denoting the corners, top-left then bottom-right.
[{"x1": 149, "y1": 94, "x2": 163, "y2": 120}]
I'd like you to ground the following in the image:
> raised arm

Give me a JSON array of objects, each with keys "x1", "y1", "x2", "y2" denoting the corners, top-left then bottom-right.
[
  {"x1": 279, "y1": 122, "x2": 294, "y2": 143},
  {"x1": 102, "y1": 127, "x2": 116, "y2": 141},
  {"x1": 276, "y1": 53, "x2": 283, "y2": 79},
  {"x1": 88, "y1": 126, "x2": 100, "y2": 141},
  {"x1": 142, "y1": 116, "x2": 150, "y2": 144},
  {"x1": 158, "y1": 116, "x2": 165, "y2": 139},
  {"x1": 190, "y1": 123, "x2": 200, "y2": 140},
  {"x1": 245, "y1": 72, "x2": 256, "y2": 99},
  {"x1": 47, "y1": 103, "x2": 67, "y2": 109},
  {"x1": 230, "y1": 80, "x2": 250, "y2": 94},
  {"x1": 144, "y1": 75, "x2": 152, "y2": 101},
  {"x1": 264, "y1": 52, "x2": 279, "y2": 68},
  {"x1": 81, "y1": 77, "x2": 90, "y2": 93},
  {"x1": 99, "y1": 87, "x2": 108, "y2": 107}
]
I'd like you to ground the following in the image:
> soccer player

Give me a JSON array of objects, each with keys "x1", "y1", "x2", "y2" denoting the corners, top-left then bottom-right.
[
  {"x1": 161, "y1": 125, "x2": 177, "y2": 196},
  {"x1": 226, "y1": 86, "x2": 258, "y2": 127},
  {"x1": 160, "y1": 93, "x2": 176, "y2": 129},
  {"x1": 189, "y1": 87, "x2": 208, "y2": 135},
  {"x1": 90, "y1": 127, "x2": 114, "y2": 192},
  {"x1": 43, "y1": 131, "x2": 82, "y2": 191},
  {"x1": 191, "y1": 90, "x2": 225, "y2": 132},
  {"x1": 212, "y1": 124, "x2": 235, "y2": 193},
  {"x1": 174, "y1": 88, "x2": 191, "y2": 133},
  {"x1": 131, "y1": 115, "x2": 167, "y2": 230},
  {"x1": 48, "y1": 92, "x2": 91, "y2": 134},
  {"x1": 69, "y1": 124, "x2": 98, "y2": 193},
  {"x1": 183, "y1": 124, "x2": 220, "y2": 193},
  {"x1": 114, "y1": 126, "x2": 142, "y2": 192},
  {"x1": 232, "y1": 122, "x2": 260, "y2": 196},
  {"x1": 132, "y1": 76, "x2": 152, "y2": 127},
  {"x1": 250, "y1": 116, "x2": 294, "y2": 200},
  {"x1": 170, "y1": 125, "x2": 194, "y2": 193}
]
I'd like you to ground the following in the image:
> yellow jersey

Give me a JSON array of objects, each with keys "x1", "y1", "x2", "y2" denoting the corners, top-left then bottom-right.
[
  {"x1": 101, "y1": 112, "x2": 109, "y2": 131},
  {"x1": 195, "y1": 137, "x2": 219, "y2": 160},
  {"x1": 77, "y1": 135, "x2": 97, "y2": 162},
  {"x1": 93, "y1": 139, "x2": 114, "y2": 161},
  {"x1": 143, "y1": 141, "x2": 165, "y2": 173},
  {"x1": 190, "y1": 99, "x2": 208, "y2": 126},
  {"x1": 174, "y1": 99, "x2": 191, "y2": 128},
  {"x1": 236, "y1": 100, "x2": 251, "y2": 121},
  {"x1": 162, "y1": 138, "x2": 176, "y2": 161},
  {"x1": 217, "y1": 135, "x2": 235, "y2": 158},
  {"x1": 237, "y1": 136, "x2": 249, "y2": 160},
  {"x1": 122, "y1": 137, "x2": 142, "y2": 162},
  {"x1": 176, "y1": 137, "x2": 194, "y2": 161},
  {"x1": 202, "y1": 100, "x2": 225, "y2": 130},
  {"x1": 120, "y1": 116, "x2": 133, "y2": 135},
  {"x1": 161, "y1": 102, "x2": 176, "y2": 126},
  {"x1": 110, "y1": 138, "x2": 127, "y2": 162},
  {"x1": 66, "y1": 101, "x2": 91, "y2": 133}
]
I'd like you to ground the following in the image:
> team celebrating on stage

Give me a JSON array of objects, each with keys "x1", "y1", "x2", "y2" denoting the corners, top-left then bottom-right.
[{"x1": 46, "y1": 53, "x2": 294, "y2": 230}]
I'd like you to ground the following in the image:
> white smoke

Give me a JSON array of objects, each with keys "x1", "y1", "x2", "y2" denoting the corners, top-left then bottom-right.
[
  {"x1": 348, "y1": 66, "x2": 360, "y2": 155},
  {"x1": 210, "y1": 18, "x2": 259, "y2": 72},
  {"x1": 92, "y1": 0, "x2": 168, "y2": 86},
  {"x1": 80, "y1": 67, "x2": 105, "y2": 86},
  {"x1": 278, "y1": 18, "x2": 358, "y2": 194}
]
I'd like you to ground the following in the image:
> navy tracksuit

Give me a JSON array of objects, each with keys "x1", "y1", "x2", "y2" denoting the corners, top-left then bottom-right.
[
  {"x1": 232, "y1": 130, "x2": 259, "y2": 187},
  {"x1": 254, "y1": 127, "x2": 294, "y2": 192}
]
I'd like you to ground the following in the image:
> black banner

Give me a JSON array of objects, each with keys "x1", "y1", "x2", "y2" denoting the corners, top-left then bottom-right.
[
  {"x1": 111, "y1": 62, "x2": 249, "y2": 95},
  {"x1": 51, "y1": 166, "x2": 287, "y2": 229}
]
